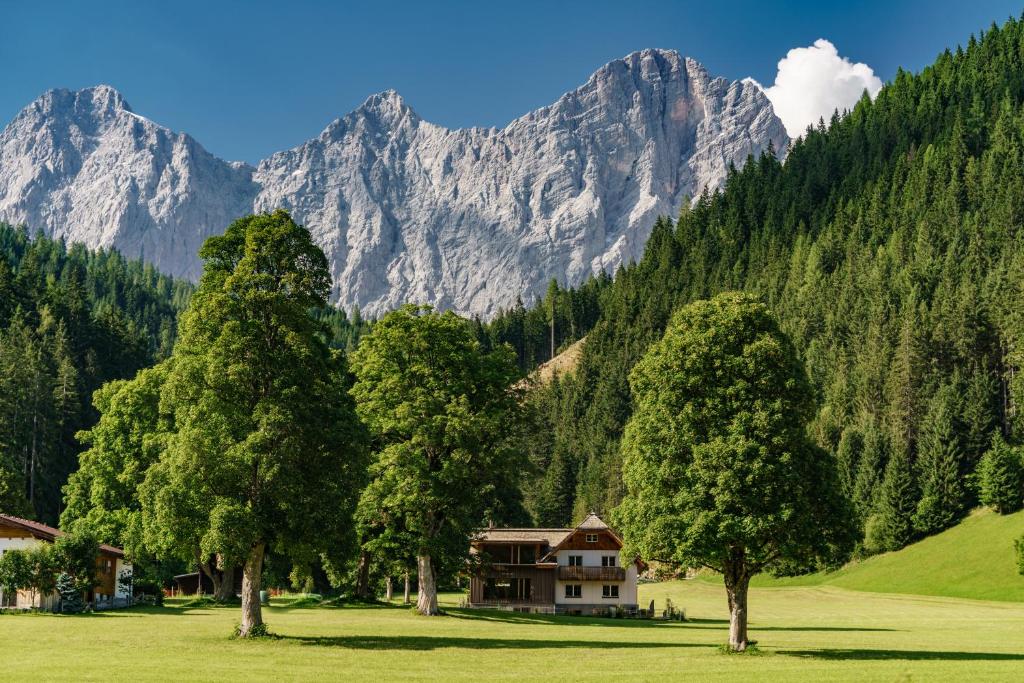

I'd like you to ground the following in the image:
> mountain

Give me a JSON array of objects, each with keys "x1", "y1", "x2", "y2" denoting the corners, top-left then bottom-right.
[
  {"x1": 0, "y1": 85, "x2": 256, "y2": 280},
  {"x1": 0, "y1": 50, "x2": 787, "y2": 317}
]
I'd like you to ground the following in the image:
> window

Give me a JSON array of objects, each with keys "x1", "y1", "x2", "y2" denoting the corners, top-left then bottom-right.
[
  {"x1": 585, "y1": 533, "x2": 598, "y2": 543},
  {"x1": 567, "y1": 555, "x2": 583, "y2": 566},
  {"x1": 602, "y1": 585, "x2": 619, "y2": 599},
  {"x1": 601, "y1": 555, "x2": 616, "y2": 567},
  {"x1": 564, "y1": 584, "x2": 582, "y2": 599}
]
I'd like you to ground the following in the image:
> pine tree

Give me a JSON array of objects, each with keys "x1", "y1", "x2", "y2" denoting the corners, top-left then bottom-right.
[
  {"x1": 836, "y1": 426, "x2": 864, "y2": 497},
  {"x1": 913, "y1": 385, "x2": 966, "y2": 534},
  {"x1": 978, "y1": 435, "x2": 1024, "y2": 513},
  {"x1": 870, "y1": 447, "x2": 917, "y2": 552},
  {"x1": 56, "y1": 572, "x2": 84, "y2": 614},
  {"x1": 852, "y1": 419, "x2": 887, "y2": 522}
]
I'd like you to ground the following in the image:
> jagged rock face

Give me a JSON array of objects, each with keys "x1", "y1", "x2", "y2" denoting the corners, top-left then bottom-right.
[
  {"x1": 0, "y1": 50, "x2": 787, "y2": 317},
  {"x1": 0, "y1": 85, "x2": 257, "y2": 280}
]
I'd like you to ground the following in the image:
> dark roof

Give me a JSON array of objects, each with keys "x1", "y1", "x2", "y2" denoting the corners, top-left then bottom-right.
[
  {"x1": 471, "y1": 528, "x2": 573, "y2": 546},
  {"x1": 0, "y1": 513, "x2": 126, "y2": 559}
]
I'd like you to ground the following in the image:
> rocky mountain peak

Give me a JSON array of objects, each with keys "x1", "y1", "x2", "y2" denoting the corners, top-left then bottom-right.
[
  {"x1": 25, "y1": 85, "x2": 133, "y2": 126},
  {"x1": 0, "y1": 53, "x2": 788, "y2": 317}
]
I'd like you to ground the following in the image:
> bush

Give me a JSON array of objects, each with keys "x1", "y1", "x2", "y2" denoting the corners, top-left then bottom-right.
[{"x1": 132, "y1": 579, "x2": 164, "y2": 606}]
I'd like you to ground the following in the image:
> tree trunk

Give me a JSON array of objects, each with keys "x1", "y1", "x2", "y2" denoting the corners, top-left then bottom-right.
[
  {"x1": 403, "y1": 571, "x2": 411, "y2": 604},
  {"x1": 355, "y1": 550, "x2": 371, "y2": 600},
  {"x1": 216, "y1": 564, "x2": 235, "y2": 601},
  {"x1": 416, "y1": 554, "x2": 439, "y2": 615},
  {"x1": 238, "y1": 544, "x2": 265, "y2": 637},
  {"x1": 723, "y1": 549, "x2": 750, "y2": 652},
  {"x1": 385, "y1": 576, "x2": 393, "y2": 602},
  {"x1": 196, "y1": 554, "x2": 220, "y2": 598}
]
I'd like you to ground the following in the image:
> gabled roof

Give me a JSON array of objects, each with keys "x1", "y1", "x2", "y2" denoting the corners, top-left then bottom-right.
[
  {"x1": 577, "y1": 511, "x2": 611, "y2": 530},
  {"x1": 0, "y1": 513, "x2": 125, "y2": 558},
  {"x1": 540, "y1": 512, "x2": 624, "y2": 562}
]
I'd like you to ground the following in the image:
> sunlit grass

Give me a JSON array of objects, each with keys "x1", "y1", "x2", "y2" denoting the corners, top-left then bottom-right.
[{"x1": 2, "y1": 580, "x2": 1023, "y2": 681}]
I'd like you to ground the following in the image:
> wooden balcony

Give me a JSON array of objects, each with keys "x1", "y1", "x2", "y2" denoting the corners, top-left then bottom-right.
[{"x1": 557, "y1": 565, "x2": 625, "y2": 582}]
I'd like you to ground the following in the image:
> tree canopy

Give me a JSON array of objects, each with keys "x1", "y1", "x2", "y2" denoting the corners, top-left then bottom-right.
[
  {"x1": 350, "y1": 305, "x2": 525, "y2": 615},
  {"x1": 141, "y1": 210, "x2": 367, "y2": 635},
  {"x1": 615, "y1": 293, "x2": 855, "y2": 650}
]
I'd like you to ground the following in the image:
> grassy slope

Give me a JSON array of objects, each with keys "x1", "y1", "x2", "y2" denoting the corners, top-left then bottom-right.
[
  {"x1": 532, "y1": 337, "x2": 586, "y2": 384},
  {"x1": 2, "y1": 586, "x2": 1023, "y2": 681},
  {"x1": 746, "y1": 508, "x2": 1024, "y2": 601}
]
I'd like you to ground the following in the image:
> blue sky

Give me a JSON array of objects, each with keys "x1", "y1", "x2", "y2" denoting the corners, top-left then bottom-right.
[{"x1": 2, "y1": 1, "x2": 1021, "y2": 162}]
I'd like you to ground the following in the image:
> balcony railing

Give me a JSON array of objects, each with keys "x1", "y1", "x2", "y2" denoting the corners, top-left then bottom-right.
[{"x1": 557, "y1": 565, "x2": 625, "y2": 582}]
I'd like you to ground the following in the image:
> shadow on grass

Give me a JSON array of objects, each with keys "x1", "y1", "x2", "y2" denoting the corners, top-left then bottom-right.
[
  {"x1": 684, "y1": 623, "x2": 900, "y2": 633},
  {"x1": 780, "y1": 648, "x2": 1024, "y2": 661},
  {"x1": 445, "y1": 609, "x2": 679, "y2": 628},
  {"x1": 282, "y1": 634, "x2": 701, "y2": 651},
  {"x1": 446, "y1": 611, "x2": 897, "y2": 633}
]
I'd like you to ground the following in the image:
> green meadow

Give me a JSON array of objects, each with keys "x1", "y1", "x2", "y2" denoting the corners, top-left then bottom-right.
[
  {"x1": 2, "y1": 509, "x2": 1022, "y2": 681},
  {"x1": 746, "y1": 508, "x2": 1024, "y2": 601},
  {"x1": 2, "y1": 583, "x2": 1021, "y2": 681}
]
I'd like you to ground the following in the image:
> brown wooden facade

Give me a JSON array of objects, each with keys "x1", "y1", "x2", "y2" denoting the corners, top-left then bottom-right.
[
  {"x1": 469, "y1": 563, "x2": 556, "y2": 607},
  {"x1": 554, "y1": 529, "x2": 623, "y2": 552}
]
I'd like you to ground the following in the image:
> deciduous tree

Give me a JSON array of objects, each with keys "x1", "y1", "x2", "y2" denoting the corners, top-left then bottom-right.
[
  {"x1": 615, "y1": 293, "x2": 855, "y2": 651},
  {"x1": 350, "y1": 305, "x2": 523, "y2": 615},
  {"x1": 146, "y1": 211, "x2": 366, "y2": 636}
]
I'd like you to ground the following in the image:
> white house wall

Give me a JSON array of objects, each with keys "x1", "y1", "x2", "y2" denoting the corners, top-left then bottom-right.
[{"x1": 552, "y1": 548, "x2": 638, "y2": 608}]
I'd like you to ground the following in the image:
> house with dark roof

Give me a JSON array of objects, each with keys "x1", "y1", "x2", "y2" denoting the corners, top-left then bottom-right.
[
  {"x1": 0, "y1": 513, "x2": 132, "y2": 610},
  {"x1": 468, "y1": 512, "x2": 641, "y2": 614}
]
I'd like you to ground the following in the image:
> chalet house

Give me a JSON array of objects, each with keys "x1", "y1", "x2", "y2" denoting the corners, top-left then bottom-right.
[
  {"x1": 468, "y1": 512, "x2": 641, "y2": 614},
  {"x1": 0, "y1": 513, "x2": 132, "y2": 610}
]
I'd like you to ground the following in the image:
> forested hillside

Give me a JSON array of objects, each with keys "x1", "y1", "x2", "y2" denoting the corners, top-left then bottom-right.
[
  {"x1": 0, "y1": 224, "x2": 192, "y2": 524},
  {"x1": 0, "y1": 223, "x2": 382, "y2": 527},
  {"x1": 517, "y1": 18, "x2": 1024, "y2": 557}
]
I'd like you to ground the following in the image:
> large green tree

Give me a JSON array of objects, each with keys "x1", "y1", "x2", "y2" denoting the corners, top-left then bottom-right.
[
  {"x1": 615, "y1": 293, "x2": 855, "y2": 651},
  {"x1": 146, "y1": 210, "x2": 366, "y2": 636},
  {"x1": 350, "y1": 305, "x2": 523, "y2": 615}
]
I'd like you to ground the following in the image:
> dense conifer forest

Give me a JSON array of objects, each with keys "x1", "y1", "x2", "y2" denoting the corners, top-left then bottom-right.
[
  {"x1": 0, "y1": 226, "x2": 372, "y2": 526},
  {"x1": 0, "y1": 225, "x2": 191, "y2": 523},
  {"x1": 501, "y1": 19, "x2": 1024, "y2": 557}
]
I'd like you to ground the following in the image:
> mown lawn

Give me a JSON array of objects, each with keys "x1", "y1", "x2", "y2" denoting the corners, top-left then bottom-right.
[{"x1": 2, "y1": 582, "x2": 1023, "y2": 681}]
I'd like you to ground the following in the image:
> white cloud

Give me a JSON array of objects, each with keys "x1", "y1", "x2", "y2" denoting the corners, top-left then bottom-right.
[{"x1": 760, "y1": 39, "x2": 883, "y2": 138}]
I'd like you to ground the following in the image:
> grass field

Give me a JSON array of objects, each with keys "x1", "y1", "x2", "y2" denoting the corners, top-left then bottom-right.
[
  {"x1": 3, "y1": 508, "x2": 1022, "y2": 681},
  {"x1": 2, "y1": 581, "x2": 1023, "y2": 681}
]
